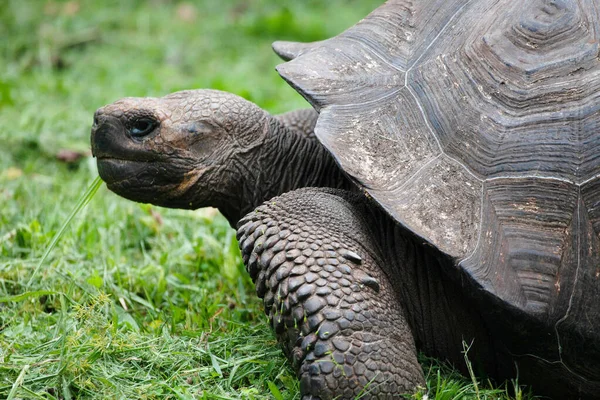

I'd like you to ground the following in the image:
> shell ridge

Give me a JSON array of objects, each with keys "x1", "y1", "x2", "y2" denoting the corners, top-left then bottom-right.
[
  {"x1": 553, "y1": 187, "x2": 581, "y2": 358},
  {"x1": 458, "y1": 183, "x2": 486, "y2": 265},
  {"x1": 405, "y1": 0, "x2": 475, "y2": 73},
  {"x1": 341, "y1": 35, "x2": 406, "y2": 73}
]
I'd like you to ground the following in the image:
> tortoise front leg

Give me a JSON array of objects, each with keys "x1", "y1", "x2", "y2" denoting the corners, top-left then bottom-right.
[{"x1": 237, "y1": 188, "x2": 424, "y2": 399}]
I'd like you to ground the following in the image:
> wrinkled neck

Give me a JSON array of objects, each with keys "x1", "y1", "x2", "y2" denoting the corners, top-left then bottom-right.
[{"x1": 220, "y1": 116, "x2": 352, "y2": 226}]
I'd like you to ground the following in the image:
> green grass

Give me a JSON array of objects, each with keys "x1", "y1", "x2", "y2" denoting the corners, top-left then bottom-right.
[{"x1": 0, "y1": 1, "x2": 536, "y2": 399}]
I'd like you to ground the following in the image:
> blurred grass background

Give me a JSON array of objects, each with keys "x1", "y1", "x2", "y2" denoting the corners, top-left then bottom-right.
[{"x1": 0, "y1": 1, "x2": 533, "y2": 399}]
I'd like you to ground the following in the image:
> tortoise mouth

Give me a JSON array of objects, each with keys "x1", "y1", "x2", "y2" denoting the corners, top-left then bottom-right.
[
  {"x1": 96, "y1": 157, "x2": 152, "y2": 185},
  {"x1": 96, "y1": 156, "x2": 194, "y2": 208},
  {"x1": 97, "y1": 157, "x2": 181, "y2": 206}
]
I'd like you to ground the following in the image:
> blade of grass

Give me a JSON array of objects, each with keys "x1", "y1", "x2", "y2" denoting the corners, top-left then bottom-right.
[
  {"x1": 6, "y1": 364, "x2": 29, "y2": 400},
  {"x1": 462, "y1": 340, "x2": 480, "y2": 400},
  {"x1": 27, "y1": 175, "x2": 104, "y2": 288},
  {"x1": 0, "y1": 289, "x2": 57, "y2": 303},
  {"x1": 267, "y1": 381, "x2": 284, "y2": 400}
]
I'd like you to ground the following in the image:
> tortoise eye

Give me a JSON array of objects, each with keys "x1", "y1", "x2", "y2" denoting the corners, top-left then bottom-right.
[{"x1": 130, "y1": 118, "x2": 157, "y2": 138}]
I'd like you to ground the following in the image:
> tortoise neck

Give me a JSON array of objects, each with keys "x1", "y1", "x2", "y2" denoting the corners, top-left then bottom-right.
[{"x1": 222, "y1": 116, "x2": 352, "y2": 226}]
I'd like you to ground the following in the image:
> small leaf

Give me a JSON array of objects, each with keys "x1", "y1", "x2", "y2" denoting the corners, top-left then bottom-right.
[
  {"x1": 210, "y1": 353, "x2": 223, "y2": 377},
  {"x1": 86, "y1": 274, "x2": 103, "y2": 288},
  {"x1": 117, "y1": 311, "x2": 140, "y2": 332}
]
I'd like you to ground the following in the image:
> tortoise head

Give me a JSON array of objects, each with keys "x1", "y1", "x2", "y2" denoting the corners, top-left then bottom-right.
[{"x1": 91, "y1": 89, "x2": 269, "y2": 211}]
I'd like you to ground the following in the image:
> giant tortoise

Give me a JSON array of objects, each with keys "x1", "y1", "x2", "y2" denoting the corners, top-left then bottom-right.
[{"x1": 90, "y1": 0, "x2": 600, "y2": 398}]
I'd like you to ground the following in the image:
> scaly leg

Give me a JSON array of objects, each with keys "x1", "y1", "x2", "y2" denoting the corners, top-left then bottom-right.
[{"x1": 237, "y1": 188, "x2": 424, "y2": 399}]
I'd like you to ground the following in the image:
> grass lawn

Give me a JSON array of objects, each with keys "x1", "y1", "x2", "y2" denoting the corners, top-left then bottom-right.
[{"x1": 1, "y1": 1, "x2": 535, "y2": 399}]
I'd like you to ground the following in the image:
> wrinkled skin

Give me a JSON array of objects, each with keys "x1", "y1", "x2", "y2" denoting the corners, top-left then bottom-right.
[
  {"x1": 91, "y1": 89, "x2": 592, "y2": 399},
  {"x1": 274, "y1": 108, "x2": 318, "y2": 141},
  {"x1": 91, "y1": 90, "x2": 346, "y2": 224}
]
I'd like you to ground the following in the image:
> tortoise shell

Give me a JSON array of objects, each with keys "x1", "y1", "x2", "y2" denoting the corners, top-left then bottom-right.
[{"x1": 275, "y1": 0, "x2": 600, "y2": 381}]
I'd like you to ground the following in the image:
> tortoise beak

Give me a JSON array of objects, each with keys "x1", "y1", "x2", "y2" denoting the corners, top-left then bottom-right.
[{"x1": 91, "y1": 113, "x2": 125, "y2": 160}]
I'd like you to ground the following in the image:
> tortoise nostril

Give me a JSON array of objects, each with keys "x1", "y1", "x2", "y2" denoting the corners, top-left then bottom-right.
[{"x1": 93, "y1": 110, "x2": 103, "y2": 127}]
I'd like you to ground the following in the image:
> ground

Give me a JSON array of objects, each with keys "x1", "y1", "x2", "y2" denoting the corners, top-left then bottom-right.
[{"x1": 1, "y1": 1, "x2": 534, "y2": 399}]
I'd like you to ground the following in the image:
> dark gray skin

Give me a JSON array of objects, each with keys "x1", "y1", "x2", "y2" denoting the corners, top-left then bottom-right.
[
  {"x1": 274, "y1": 108, "x2": 318, "y2": 141},
  {"x1": 91, "y1": 89, "x2": 595, "y2": 399}
]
